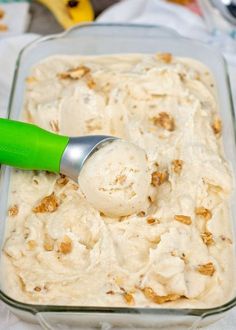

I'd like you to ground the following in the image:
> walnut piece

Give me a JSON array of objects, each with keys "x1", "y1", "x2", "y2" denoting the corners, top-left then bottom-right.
[
  {"x1": 197, "y1": 262, "x2": 215, "y2": 276},
  {"x1": 207, "y1": 183, "x2": 222, "y2": 193},
  {"x1": 49, "y1": 120, "x2": 59, "y2": 133},
  {"x1": 34, "y1": 286, "x2": 41, "y2": 292},
  {"x1": 33, "y1": 193, "x2": 59, "y2": 213},
  {"x1": 172, "y1": 160, "x2": 184, "y2": 174},
  {"x1": 106, "y1": 290, "x2": 115, "y2": 295},
  {"x1": 86, "y1": 77, "x2": 96, "y2": 89},
  {"x1": 146, "y1": 217, "x2": 160, "y2": 225},
  {"x1": 8, "y1": 205, "x2": 19, "y2": 217},
  {"x1": 115, "y1": 175, "x2": 127, "y2": 185},
  {"x1": 212, "y1": 118, "x2": 222, "y2": 135},
  {"x1": 143, "y1": 287, "x2": 181, "y2": 304},
  {"x1": 174, "y1": 215, "x2": 192, "y2": 225},
  {"x1": 0, "y1": 8, "x2": 5, "y2": 18},
  {"x1": 44, "y1": 234, "x2": 55, "y2": 251},
  {"x1": 201, "y1": 231, "x2": 214, "y2": 246},
  {"x1": 195, "y1": 207, "x2": 212, "y2": 220},
  {"x1": 153, "y1": 112, "x2": 175, "y2": 131},
  {"x1": 123, "y1": 292, "x2": 135, "y2": 305},
  {"x1": 56, "y1": 175, "x2": 69, "y2": 187},
  {"x1": 27, "y1": 240, "x2": 37, "y2": 250},
  {"x1": 59, "y1": 236, "x2": 72, "y2": 254},
  {"x1": 58, "y1": 66, "x2": 90, "y2": 79},
  {"x1": 151, "y1": 170, "x2": 168, "y2": 186},
  {"x1": 0, "y1": 23, "x2": 8, "y2": 32},
  {"x1": 156, "y1": 53, "x2": 172, "y2": 64}
]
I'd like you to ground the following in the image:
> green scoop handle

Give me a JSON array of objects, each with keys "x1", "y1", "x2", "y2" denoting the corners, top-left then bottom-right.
[{"x1": 0, "y1": 118, "x2": 69, "y2": 172}]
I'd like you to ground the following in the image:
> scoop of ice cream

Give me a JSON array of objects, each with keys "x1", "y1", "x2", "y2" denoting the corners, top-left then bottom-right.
[{"x1": 78, "y1": 140, "x2": 151, "y2": 217}]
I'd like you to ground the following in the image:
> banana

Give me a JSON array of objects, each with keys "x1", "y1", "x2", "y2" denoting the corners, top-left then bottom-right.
[{"x1": 37, "y1": 0, "x2": 94, "y2": 29}]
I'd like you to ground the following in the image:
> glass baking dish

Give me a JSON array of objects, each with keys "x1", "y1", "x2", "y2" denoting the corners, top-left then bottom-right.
[{"x1": 0, "y1": 23, "x2": 236, "y2": 329}]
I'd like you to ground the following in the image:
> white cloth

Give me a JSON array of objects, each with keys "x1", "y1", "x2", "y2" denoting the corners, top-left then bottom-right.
[
  {"x1": 0, "y1": 2, "x2": 30, "y2": 38},
  {"x1": 1, "y1": 0, "x2": 236, "y2": 329}
]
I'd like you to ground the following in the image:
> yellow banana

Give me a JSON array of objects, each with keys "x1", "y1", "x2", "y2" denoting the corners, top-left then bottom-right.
[{"x1": 37, "y1": 0, "x2": 94, "y2": 29}]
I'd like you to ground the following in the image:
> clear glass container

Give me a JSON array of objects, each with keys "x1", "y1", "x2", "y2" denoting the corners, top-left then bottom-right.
[{"x1": 0, "y1": 23, "x2": 236, "y2": 329}]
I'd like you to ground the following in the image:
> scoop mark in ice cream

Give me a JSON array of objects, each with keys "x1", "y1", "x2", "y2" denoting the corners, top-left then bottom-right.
[{"x1": 78, "y1": 140, "x2": 151, "y2": 217}]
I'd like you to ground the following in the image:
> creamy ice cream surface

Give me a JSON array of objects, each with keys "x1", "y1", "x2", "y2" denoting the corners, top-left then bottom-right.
[
  {"x1": 1, "y1": 53, "x2": 235, "y2": 308},
  {"x1": 79, "y1": 139, "x2": 151, "y2": 217}
]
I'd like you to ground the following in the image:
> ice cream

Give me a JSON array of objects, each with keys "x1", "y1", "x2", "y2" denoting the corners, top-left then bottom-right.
[
  {"x1": 1, "y1": 53, "x2": 235, "y2": 308},
  {"x1": 79, "y1": 139, "x2": 151, "y2": 217}
]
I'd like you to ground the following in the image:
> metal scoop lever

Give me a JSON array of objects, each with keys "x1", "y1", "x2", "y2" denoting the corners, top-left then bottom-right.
[{"x1": 0, "y1": 118, "x2": 117, "y2": 182}]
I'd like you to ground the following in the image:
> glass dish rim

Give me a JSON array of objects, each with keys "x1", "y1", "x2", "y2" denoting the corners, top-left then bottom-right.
[{"x1": 1, "y1": 22, "x2": 236, "y2": 318}]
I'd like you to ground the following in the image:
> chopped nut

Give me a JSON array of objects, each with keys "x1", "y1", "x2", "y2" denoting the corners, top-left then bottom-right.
[
  {"x1": 197, "y1": 262, "x2": 215, "y2": 276},
  {"x1": 201, "y1": 232, "x2": 214, "y2": 246},
  {"x1": 180, "y1": 253, "x2": 188, "y2": 264},
  {"x1": 143, "y1": 287, "x2": 181, "y2": 304},
  {"x1": 0, "y1": 8, "x2": 5, "y2": 19},
  {"x1": 146, "y1": 217, "x2": 160, "y2": 225},
  {"x1": 172, "y1": 160, "x2": 183, "y2": 174},
  {"x1": 58, "y1": 66, "x2": 90, "y2": 80},
  {"x1": 59, "y1": 236, "x2": 72, "y2": 254},
  {"x1": 151, "y1": 170, "x2": 169, "y2": 186},
  {"x1": 207, "y1": 183, "x2": 222, "y2": 193},
  {"x1": 56, "y1": 175, "x2": 69, "y2": 187},
  {"x1": 123, "y1": 292, "x2": 135, "y2": 305},
  {"x1": 137, "y1": 211, "x2": 146, "y2": 217},
  {"x1": 195, "y1": 207, "x2": 212, "y2": 220},
  {"x1": 34, "y1": 286, "x2": 41, "y2": 292},
  {"x1": 0, "y1": 23, "x2": 8, "y2": 32},
  {"x1": 33, "y1": 193, "x2": 59, "y2": 213},
  {"x1": 49, "y1": 120, "x2": 59, "y2": 132},
  {"x1": 212, "y1": 118, "x2": 222, "y2": 135},
  {"x1": 106, "y1": 290, "x2": 115, "y2": 295},
  {"x1": 174, "y1": 215, "x2": 192, "y2": 225},
  {"x1": 115, "y1": 175, "x2": 127, "y2": 185},
  {"x1": 8, "y1": 205, "x2": 19, "y2": 217},
  {"x1": 153, "y1": 112, "x2": 175, "y2": 131},
  {"x1": 44, "y1": 234, "x2": 55, "y2": 251},
  {"x1": 27, "y1": 240, "x2": 37, "y2": 250},
  {"x1": 86, "y1": 77, "x2": 96, "y2": 89},
  {"x1": 156, "y1": 53, "x2": 172, "y2": 64}
]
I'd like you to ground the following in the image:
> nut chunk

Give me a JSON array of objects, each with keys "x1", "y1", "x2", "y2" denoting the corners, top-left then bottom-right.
[
  {"x1": 8, "y1": 205, "x2": 19, "y2": 217},
  {"x1": 174, "y1": 215, "x2": 192, "y2": 225},
  {"x1": 172, "y1": 160, "x2": 183, "y2": 174},
  {"x1": 156, "y1": 53, "x2": 172, "y2": 64},
  {"x1": 212, "y1": 118, "x2": 222, "y2": 135},
  {"x1": 197, "y1": 262, "x2": 215, "y2": 276},
  {"x1": 151, "y1": 171, "x2": 168, "y2": 186},
  {"x1": 33, "y1": 193, "x2": 59, "y2": 213},
  {"x1": 153, "y1": 112, "x2": 175, "y2": 131},
  {"x1": 143, "y1": 287, "x2": 181, "y2": 304},
  {"x1": 58, "y1": 66, "x2": 90, "y2": 80},
  {"x1": 201, "y1": 232, "x2": 214, "y2": 246},
  {"x1": 59, "y1": 236, "x2": 72, "y2": 254},
  {"x1": 195, "y1": 207, "x2": 212, "y2": 220},
  {"x1": 123, "y1": 292, "x2": 135, "y2": 305}
]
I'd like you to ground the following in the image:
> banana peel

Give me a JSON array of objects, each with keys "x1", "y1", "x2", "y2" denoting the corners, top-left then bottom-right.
[{"x1": 37, "y1": 0, "x2": 94, "y2": 29}]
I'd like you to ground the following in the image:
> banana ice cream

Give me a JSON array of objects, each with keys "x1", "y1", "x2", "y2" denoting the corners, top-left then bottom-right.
[
  {"x1": 1, "y1": 53, "x2": 235, "y2": 308},
  {"x1": 79, "y1": 139, "x2": 151, "y2": 217}
]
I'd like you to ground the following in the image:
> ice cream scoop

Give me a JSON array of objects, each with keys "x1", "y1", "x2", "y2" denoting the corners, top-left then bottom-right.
[
  {"x1": 0, "y1": 118, "x2": 116, "y2": 182},
  {"x1": 79, "y1": 140, "x2": 151, "y2": 217}
]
